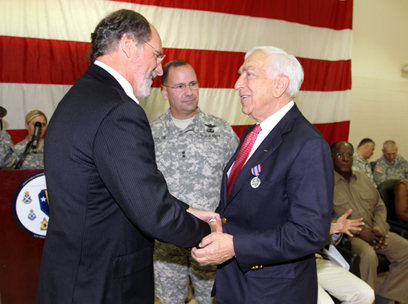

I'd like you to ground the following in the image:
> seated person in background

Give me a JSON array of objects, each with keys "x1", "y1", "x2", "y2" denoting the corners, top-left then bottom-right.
[
  {"x1": 8, "y1": 110, "x2": 47, "y2": 169},
  {"x1": 352, "y1": 138, "x2": 376, "y2": 185},
  {"x1": 373, "y1": 140, "x2": 408, "y2": 185},
  {"x1": 317, "y1": 209, "x2": 374, "y2": 304},
  {"x1": 0, "y1": 118, "x2": 15, "y2": 168},
  {"x1": 394, "y1": 178, "x2": 408, "y2": 223},
  {"x1": 331, "y1": 141, "x2": 408, "y2": 304}
]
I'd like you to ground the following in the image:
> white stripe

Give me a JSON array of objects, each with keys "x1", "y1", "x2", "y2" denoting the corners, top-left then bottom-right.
[
  {"x1": 2, "y1": 0, "x2": 351, "y2": 61},
  {"x1": 0, "y1": 83, "x2": 71, "y2": 129},
  {"x1": 1, "y1": 83, "x2": 350, "y2": 129},
  {"x1": 141, "y1": 88, "x2": 351, "y2": 125}
]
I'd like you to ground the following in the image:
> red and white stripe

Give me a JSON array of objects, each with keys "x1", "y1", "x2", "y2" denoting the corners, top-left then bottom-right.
[{"x1": 1, "y1": 0, "x2": 352, "y2": 143}]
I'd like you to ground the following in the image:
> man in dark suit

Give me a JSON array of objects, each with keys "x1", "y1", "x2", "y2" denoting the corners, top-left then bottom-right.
[
  {"x1": 192, "y1": 46, "x2": 334, "y2": 303},
  {"x1": 37, "y1": 10, "x2": 219, "y2": 304}
]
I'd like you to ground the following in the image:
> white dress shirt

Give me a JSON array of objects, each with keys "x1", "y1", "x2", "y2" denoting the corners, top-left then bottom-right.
[{"x1": 94, "y1": 60, "x2": 138, "y2": 103}]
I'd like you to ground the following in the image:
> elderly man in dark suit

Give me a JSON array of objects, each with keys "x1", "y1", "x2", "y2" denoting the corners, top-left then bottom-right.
[
  {"x1": 192, "y1": 46, "x2": 334, "y2": 303},
  {"x1": 37, "y1": 9, "x2": 219, "y2": 304}
]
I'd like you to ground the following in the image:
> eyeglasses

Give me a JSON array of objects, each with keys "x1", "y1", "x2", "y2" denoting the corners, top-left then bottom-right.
[
  {"x1": 145, "y1": 42, "x2": 166, "y2": 65},
  {"x1": 335, "y1": 152, "x2": 353, "y2": 160},
  {"x1": 163, "y1": 81, "x2": 200, "y2": 92}
]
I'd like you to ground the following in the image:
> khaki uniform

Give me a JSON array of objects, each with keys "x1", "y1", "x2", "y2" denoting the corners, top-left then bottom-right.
[
  {"x1": 373, "y1": 154, "x2": 408, "y2": 185},
  {"x1": 332, "y1": 170, "x2": 408, "y2": 302},
  {"x1": 151, "y1": 108, "x2": 238, "y2": 304},
  {"x1": 351, "y1": 150, "x2": 375, "y2": 186}
]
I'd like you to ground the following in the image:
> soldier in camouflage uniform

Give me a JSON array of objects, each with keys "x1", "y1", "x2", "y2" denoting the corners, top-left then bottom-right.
[
  {"x1": 373, "y1": 140, "x2": 408, "y2": 185},
  {"x1": 0, "y1": 128, "x2": 15, "y2": 168},
  {"x1": 151, "y1": 60, "x2": 239, "y2": 304},
  {"x1": 351, "y1": 138, "x2": 376, "y2": 185},
  {"x1": 6, "y1": 110, "x2": 48, "y2": 169}
]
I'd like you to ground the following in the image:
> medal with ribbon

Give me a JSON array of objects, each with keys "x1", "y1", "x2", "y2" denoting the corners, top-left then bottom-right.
[{"x1": 250, "y1": 164, "x2": 262, "y2": 188}]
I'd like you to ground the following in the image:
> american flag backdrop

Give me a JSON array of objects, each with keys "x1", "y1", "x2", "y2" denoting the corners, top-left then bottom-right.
[{"x1": 1, "y1": 0, "x2": 353, "y2": 144}]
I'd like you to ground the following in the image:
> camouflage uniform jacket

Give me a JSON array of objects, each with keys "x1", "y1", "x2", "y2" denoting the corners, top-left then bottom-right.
[
  {"x1": 373, "y1": 154, "x2": 408, "y2": 185},
  {"x1": 150, "y1": 108, "x2": 239, "y2": 211},
  {"x1": 351, "y1": 149, "x2": 375, "y2": 186},
  {"x1": 0, "y1": 130, "x2": 16, "y2": 168},
  {"x1": 13, "y1": 137, "x2": 45, "y2": 169}
]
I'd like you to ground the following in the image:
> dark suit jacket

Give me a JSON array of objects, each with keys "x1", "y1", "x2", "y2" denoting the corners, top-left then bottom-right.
[
  {"x1": 214, "y1": 104, "x2": 334, "y2": 304},
  {"x1": 37, "y1": 64, "x2": 210, "y2": 304}
]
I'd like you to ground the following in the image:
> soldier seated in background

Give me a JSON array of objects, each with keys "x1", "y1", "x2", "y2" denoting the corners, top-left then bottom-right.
[
  {"x1": 373, "y1": 140, "x2": 408, "y2": 185},
  {"x1": 352, "y1": 138, "x2": 375, "y2": 185}
]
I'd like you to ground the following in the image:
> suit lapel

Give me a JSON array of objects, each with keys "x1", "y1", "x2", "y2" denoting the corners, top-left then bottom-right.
[{"x1": 225, "y1": 105, "x2": 301, "y2": 206}]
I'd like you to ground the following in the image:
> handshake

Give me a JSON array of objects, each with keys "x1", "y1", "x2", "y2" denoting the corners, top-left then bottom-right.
[{"x1": 187, "y1": 207, "x2": 235, "y2": 266}]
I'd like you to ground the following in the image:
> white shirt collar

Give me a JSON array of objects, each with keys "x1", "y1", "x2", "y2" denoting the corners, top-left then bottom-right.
[{"x1": 94, "y1": 60, "x2": 139, "y2": 104}]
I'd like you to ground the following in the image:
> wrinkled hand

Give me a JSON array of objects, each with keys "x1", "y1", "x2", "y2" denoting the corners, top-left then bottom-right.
[
  {"x1": 187, "y1": 207, "x2": 221, "y2": 223},
  {"x1": 331, "y1": 209, "x2": 364, "y2": 237},
  {"x1": 209, "y1": 219, "x2": 223, "y2": 233},
  {"x1": 359, "y1": 228, "x2": 387, "y2": 249},
  {"x1": 187, "y1": 207, "x2": 222, "y2": 234},
  {"x1": 191, "y1": 232, "x2": 234, "y2": 265}
]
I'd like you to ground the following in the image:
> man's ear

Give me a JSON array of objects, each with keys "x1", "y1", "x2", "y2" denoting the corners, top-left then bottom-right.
[
  {"x1": 161, "y1": 85, "x2": 169, "y2": 100},
  {"x1": 119, "y1": 34, "x2": 134, "y2": 58},
  {"x1": 273, "y1": 75, "x2": 290, "y2": 98}
]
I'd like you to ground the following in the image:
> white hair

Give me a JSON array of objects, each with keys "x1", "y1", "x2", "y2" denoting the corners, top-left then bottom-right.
[{"x1": 245, "y1": 46, "x2": 304, "y2": 98}]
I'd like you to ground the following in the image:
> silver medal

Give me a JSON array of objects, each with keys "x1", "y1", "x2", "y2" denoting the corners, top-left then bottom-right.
[{"x1": 251, "y1": 176, "x2": 261, "y2": 188}]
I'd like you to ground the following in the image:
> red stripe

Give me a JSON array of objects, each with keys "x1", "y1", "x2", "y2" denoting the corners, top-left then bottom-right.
[
  {"x1": 7, "y1": 129, "x2": 28, "y2": 145},
  {"x1": 314, "y1": 120, "x2": 350, "y2": 146},
  {"x1": 111, "y1": 0, "x2": 353, "y2": 30},
  {"x1": 0, "y1": 36, "x2": 90, "y2": 85},
  {"x1": 1, "y1": 36, "x2": 351, "y2": 91}
]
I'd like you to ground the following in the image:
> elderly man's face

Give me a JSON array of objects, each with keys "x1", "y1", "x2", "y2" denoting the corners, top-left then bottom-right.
[
  {"x1": 234, "y1": 50, "x2": 276, "y2": 122},
  {"x1": 129, "y1": 25, "x2": 164, "y2": 98},
  {"x1": 161, "y1": 65, "x2": 199, "y2": 119},
  {"x1": 383, "y1": 145, "x2": 398, "y2": 163},
  {"x1": 332, "y1": 142, "x2": 353, "y2": 175}
]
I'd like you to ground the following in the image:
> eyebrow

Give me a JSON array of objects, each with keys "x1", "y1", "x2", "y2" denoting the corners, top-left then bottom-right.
[{"x1": 239, "y1": 66, "x2": 256, "y2": 74}]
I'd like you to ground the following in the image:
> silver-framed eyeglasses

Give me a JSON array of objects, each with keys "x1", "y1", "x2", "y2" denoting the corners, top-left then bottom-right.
[
  {"x1": 162, "y1": 81, "x2": 200, "y2": 92},
  {"x1": 145, "y1": 42, "x2": 166, "y2": 65},
  {"x1": 335, "y1": 152, "x2": 353, "y2": 160}
]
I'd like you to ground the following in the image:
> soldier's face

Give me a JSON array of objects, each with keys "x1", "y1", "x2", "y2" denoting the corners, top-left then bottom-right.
[
  {"x1": 362, "y1": 143, "x2": 375, "y2": 159},
  {"x1": 161, "y1": 65, "x2": 199, "y2": 119},
  {"x1": 25, "y1": 116, "x2": 47, "y2": 141},
  {"x1": 383, "y1": 146, "x2": 397, "y2": 163}
]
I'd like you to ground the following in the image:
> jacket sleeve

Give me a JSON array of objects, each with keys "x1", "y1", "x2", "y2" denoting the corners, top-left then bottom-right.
[{"x1": 93, "y1": 101, "x2": 210, "y2": 248}]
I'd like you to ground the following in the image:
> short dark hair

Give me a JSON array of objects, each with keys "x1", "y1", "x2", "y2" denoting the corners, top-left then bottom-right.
[
  {"x1": 358, "y1": 138, "x2": 374, "y2": 148},
  {"x1": 331, "y1": 141, "x2": 354, "y2": 154},
  {"x1": 89, "y1": 9, "x2": 151, "y2": 63},
  {"x1": 161, "y1": 59, "x2": 194, "y2": 85}
]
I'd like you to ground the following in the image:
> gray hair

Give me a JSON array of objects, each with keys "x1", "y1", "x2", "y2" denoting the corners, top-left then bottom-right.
[
  {"x1": 245, "y1": 46, "x2": 304, "y2": 98},
  {"x1": 89, "y1": 9, "x2": 151, "y2": 63}
]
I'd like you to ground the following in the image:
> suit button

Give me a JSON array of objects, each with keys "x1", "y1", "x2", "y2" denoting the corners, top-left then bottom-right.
[{"x1": 222, "y1": 217, "x2": 227, "y2": 223}]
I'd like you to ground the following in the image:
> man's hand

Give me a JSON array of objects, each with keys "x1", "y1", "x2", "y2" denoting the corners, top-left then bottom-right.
[
  {"x1": 359, "y1": 228, "x2": 387, "y2": 249},
  {"x1": 331, "y1": 209, "x2": 364, "y2": 237},
  {"x1": 187, "y1": 207, "x2": 223, "y2": 233},
  {"x1": 208, "y1": 219, "x2": 223, "y2": 233},
  {"x1": 191, "y1": 232, "x2": 234, "y2": 265},
  {"x1": 187, "y1": 207, "x2": 221, "y2": 222}
]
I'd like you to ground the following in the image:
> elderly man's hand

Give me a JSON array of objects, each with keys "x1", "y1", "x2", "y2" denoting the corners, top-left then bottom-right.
[
  {"x1": 359, "y1": 228, "x2": 387, "y2": 249},
  {"x1": 191, "y1": 232, "x2": 234, "y2": 265}
]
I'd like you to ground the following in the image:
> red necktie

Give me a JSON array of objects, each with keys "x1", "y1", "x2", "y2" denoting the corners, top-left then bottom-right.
[{"x1": 227, "y1": 124, "x2": 262, "y2": 199}]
